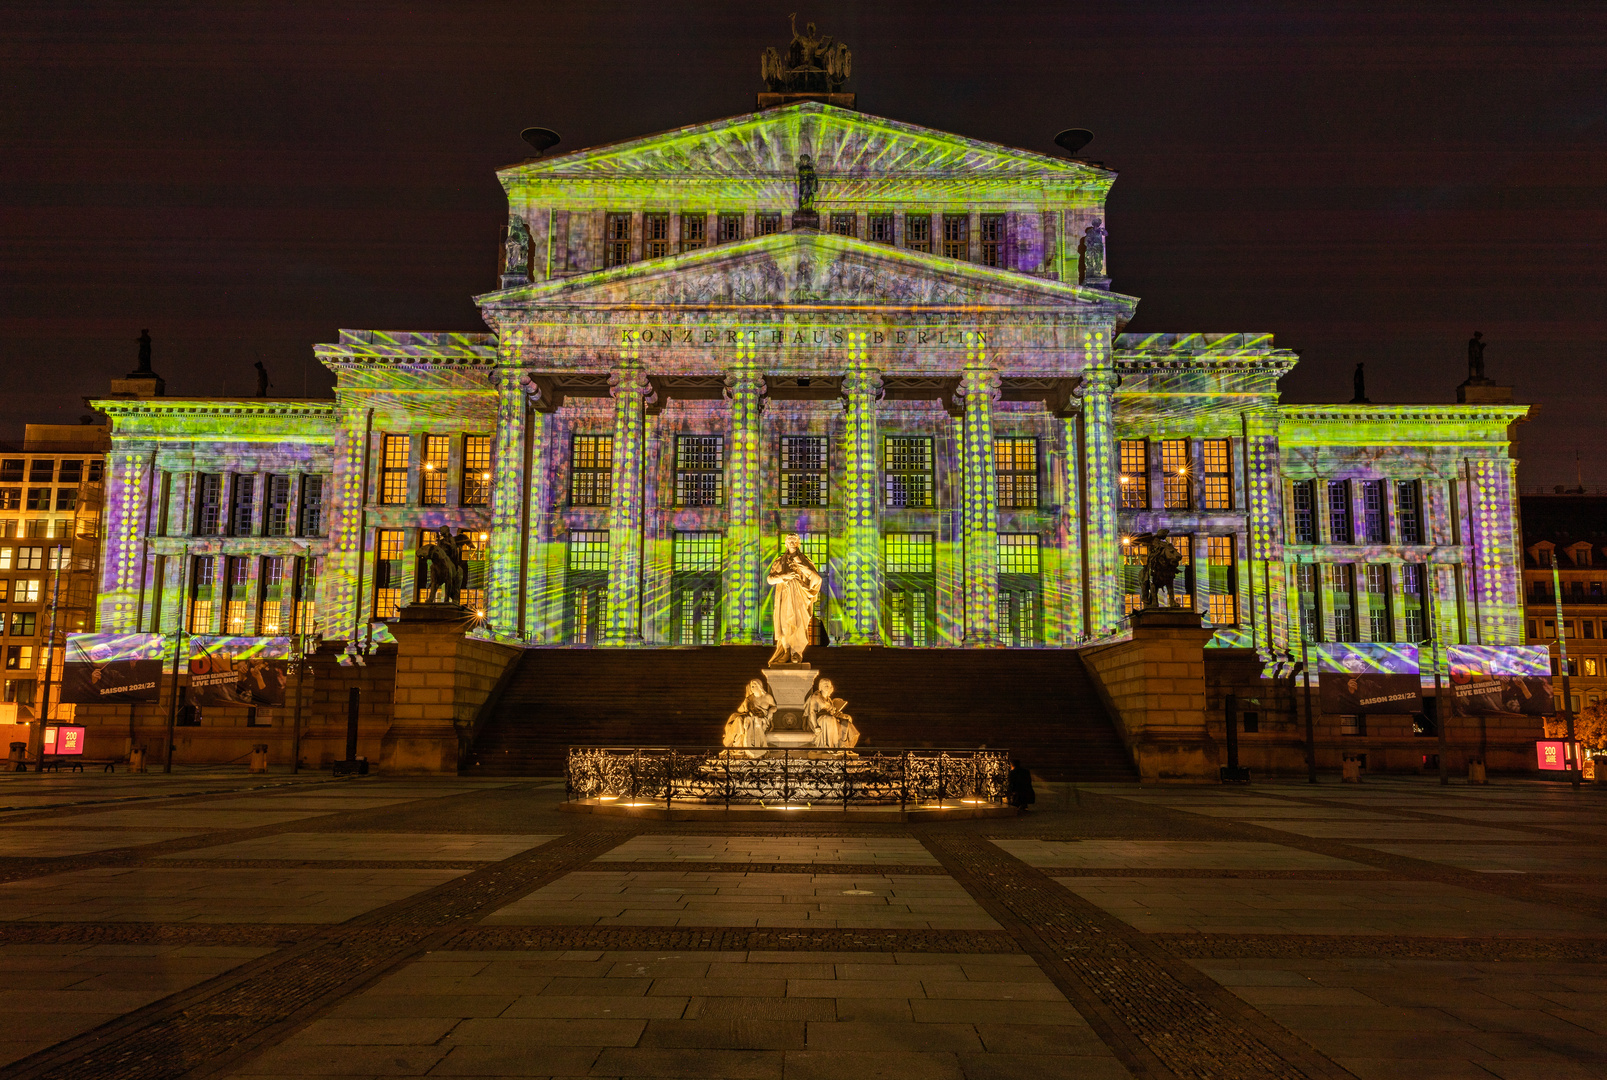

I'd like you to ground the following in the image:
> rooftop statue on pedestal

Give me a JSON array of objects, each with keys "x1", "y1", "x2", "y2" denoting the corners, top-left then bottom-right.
[
  {"x1": 1468, "y1": 331, "x2": 1487, "y2": 382},
  {"x1": 767, "y1": 533, "x2": 822, "y2": 666},
  {"x1": 760, "y1": 15, "x2": 852, "y2": 96}
]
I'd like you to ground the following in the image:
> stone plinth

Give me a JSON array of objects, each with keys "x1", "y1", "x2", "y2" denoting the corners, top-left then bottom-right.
[
  {"x1": 762, "y1": 665, "x2": 819, "y2": 748},
  {"x1": 1082, "y1": 608, "x2": 1219, "y2": 783},
  {"x1": 1456, "y1": 379, "x2": 1514, "y2": 404},
  {"x1": 381, "y1": 604, "x2": 520, "y2": 775}
]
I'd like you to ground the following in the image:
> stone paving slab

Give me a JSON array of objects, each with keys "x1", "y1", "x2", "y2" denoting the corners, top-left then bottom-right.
[
  {"x1": 0, "y1": 808, "x2": 333, "y2": 830},
  {"x1": 1192, "y1": 958, "x2": 1607, "y2": 1077},
  {"x1": 0, "y1": 828, "x2": 204, "y2": 857},
  {"x1": 0, "y1": 866, "x2": 468, "y2": 922},
  {"x1": 0, "y1": 943, "x2": 273, "y2": 1067},
  {"x1": 176, "y1": 796, "x2": 419, "y2": 811},
  {"x1": 163, "y1": 832, "x2": 559, "y2": 862},
  {"x1": 1057, "y1": 876, "x2": 1607, "y2": 936},
  {"x1": 992, "y1": 838, "x2": 1371, "y2": 871},
  {"x1": 595, "y1": 835, "x2": 940, "y2": 864},
  {"x1": 481, "y1": 871, "x2": 1000, "y2": 929},
  {"x1": 240, "y1": 949, "x2": 1126, "y2": 1079},
  {"x1": 1250, "y1": 819, "x2": 1542, "y2": 841},
  {"x1": 1360, "y1": 843, "x2": 1605, "y2": 874}
]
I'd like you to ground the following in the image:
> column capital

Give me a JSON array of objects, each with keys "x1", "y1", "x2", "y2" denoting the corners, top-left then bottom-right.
[
  {"x1": 723, "y1": 367, "x2": 768, "y2": 405},
  {"x1": 1079, "y1": 366, "x2": 1119, "y2": 396},
  {"x1": 840, "y1": 368, "x2": 884, "y2": 401},
  {"x1": 953, "y1": 365, "x2": 1001, "y2": 412},
  {"x1": 609, "y1": 364, "x2": 655, "y2": 403}
]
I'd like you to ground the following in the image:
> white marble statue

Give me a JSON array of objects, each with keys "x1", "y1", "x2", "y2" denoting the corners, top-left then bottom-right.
[
  {"x1": 722, "y1": 678, "x2": 775, "y2": 752},
  {"x1": 806, "y1": 677, "x2": 859, "y2": 749},
  {"x1": 767, "y1": 533, "x2": 822, "y2": 665}
]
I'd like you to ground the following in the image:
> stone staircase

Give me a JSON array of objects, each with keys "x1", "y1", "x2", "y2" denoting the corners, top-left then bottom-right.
[{"x1": 464, "y1": 645, "x2": 1137, "y2": 782}]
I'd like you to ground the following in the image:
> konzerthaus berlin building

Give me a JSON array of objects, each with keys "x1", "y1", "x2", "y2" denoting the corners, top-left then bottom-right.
[{"x1": 78, "y1": 66, "x2": 1538, "y2": 779}]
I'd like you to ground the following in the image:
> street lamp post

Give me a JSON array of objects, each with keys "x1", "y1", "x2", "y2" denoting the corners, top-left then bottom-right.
[{"x1": 1551, "y1": 552, "x2": 1580, "y2": 790}]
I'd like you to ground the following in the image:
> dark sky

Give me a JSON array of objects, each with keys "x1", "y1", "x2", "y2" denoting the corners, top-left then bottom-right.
[{"x1": 5, "y1": 2, "x2": 1605, "y2": 488}]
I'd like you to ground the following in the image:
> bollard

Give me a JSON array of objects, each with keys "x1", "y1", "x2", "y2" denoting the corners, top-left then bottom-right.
[
  {"x1": 248, "y1": 743, "x2": 269, "y2": 774},
  {"x1": 129, "y1": 746, "x2": 148, "y2": 773},
  {"x1": 9, "y1": 741, "x2": 26, "y2": 772},
  {"x1": 1341, "y1": 756, "x2": 1361, "y2": 783},
  {"x1": 1468, "y1": 758, "x2": 1487, "y2": 785}
]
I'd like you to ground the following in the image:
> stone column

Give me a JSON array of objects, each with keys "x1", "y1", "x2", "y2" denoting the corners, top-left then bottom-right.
[
  {"x1": 1081, "y1": 364, "x2": 1122, "y2": 637},
  {"x1": 956, "y1": 361, "x2": 1001, "y2": 645},
  {"x1": 721, "y1": 366, "x2": 765, "y2": 643},
  {"x1": 839, "y1": 367, "x2": 883, "y2": 644},
  {"x1": 486, "y1": 365, "x2": 528, "y2": 639},
  {"x1": 602, "y1": 363, "x2": 654, "y2": 645}
]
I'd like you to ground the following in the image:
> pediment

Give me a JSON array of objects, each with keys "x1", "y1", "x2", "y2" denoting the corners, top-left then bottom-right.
[
  {"x1": 499, "y1": 101, "x2": 1111, "y2": 191},
  {"x1": 477, "y1": 231, "x2": 1136, "y2": 313}
]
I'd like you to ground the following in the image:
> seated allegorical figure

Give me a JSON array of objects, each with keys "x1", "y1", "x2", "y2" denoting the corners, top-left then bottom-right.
[
  {"x1": 806, "y1": 678, "x2": 859, "y2": 749},
  {"x1": 722, "y1": 678, "x2": 776, "y2": 750}
]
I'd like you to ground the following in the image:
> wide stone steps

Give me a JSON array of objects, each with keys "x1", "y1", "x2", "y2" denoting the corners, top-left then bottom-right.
[{"x1": 465, "y1": 645, "x2": 1138, "y2": 782}]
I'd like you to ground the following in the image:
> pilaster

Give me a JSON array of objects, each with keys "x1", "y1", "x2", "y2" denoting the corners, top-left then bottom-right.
[
  {"x1": 839, "y1": 367, "x2": 883, "y2": 644},
  {"x1": 602, "y1": 362, "x2": 653, "y2": 644},
  {"x1": 956, "y1": 359, "x2": 1000, "y2": 646},
  {"x1": 1081, "y1": 363, "x2": 1122, "y2": 636},
  {"x1": 721, "y1": 366, "x2": 765, "y2": 643},
  {"x1": 486, "y1": 365, "x2": 530, "y2": 638}
]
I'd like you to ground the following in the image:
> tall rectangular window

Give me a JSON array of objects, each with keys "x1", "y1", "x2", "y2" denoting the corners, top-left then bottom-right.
[
  {"x1": 1291, "y1": 480, "x2": 1315, "y2": 543},
  {"x1": 979, "y1": 213, "x2": 1005, "y2": 267},
  {"x1": 997, "y1": 533, "x2": 1041, "y2": 575},
  {"x1": 1402, "y1": 563, "x2": 1428, "y2": 642},
  {"x1": 942, "y1": 214, "x2": 969, "y2": 259},
  {"x1": 1327, "y1": 480, "x2": 1352, "y2": 544},
  {"x1": 1327, "y1": 563, "x2": 1356, "y2": 642},
  {"x1": 998, "y1": 533, "x2": 1041, "y2": 648},
  {"x1": 675, "y1": 436, "x2": 724, "y2": 507},
  {"x1": 299, "y1": 475, "x2": 324, "y2": 536},
  {"x1": 756, "y1": 212, "x2": 782, "y2": 236},
  {"x1": 461, "y1": 435, "x2": 491, "y2": 506},
  {"x1": 566, "y1": 530, "x2": 609, "y2": 644},
  {"x1": 1396, "y1": 480, "x2": 1423, "y2": 543},
  {"x1": 884, "y1": 532, "x2": 935, "y2": 647},
  {"x1": 420, "y1": 434, "x2": 450, "y2": 506},
  {"x1": 570, "y1": 434, "x2": 613, "y2": 506},
  {"x1": 679, "y1": 212, "x2": 707, "y2": 252},
  {"x1": 780, "y1": 436, "x2": 828, "y2": 507},
  {"x1": 230, "y1": 476, "x2": 255, "y2": 536},
  {"x1": 1360, "y1": 479, "x2": 1386, "y2": 543},
  {"x1": 380, "y1": 435, "x2": 410, "y2": 505},
  {"x1": 867, "y1": 213, "x2": 893, "y2": 243},
  {"x1": 883, "y1": 436, "x2": 934, "y2": 508},
  {"x1": 1296, "y1": 563, "x2": 1321, "y2": 642},
  {"x1": 196, "y1": 474, "x2": 224, "y2": 535},
  {"x1": 1364, "y1": 563, "x2": 1392, "y2": 641},
  {"x1": 189, "y1": 556, "x2": 215, "y2": 632},
  {"x1": 1206, "y1": 536, "x2": 1237, "y2": 625},
  {"x1": 671, "y1": 531, "x2": 722, "y2": 645},
  {"x1": 458, "y1": 533, "x2": 487, "y2": 615},
  {"x1": 1119, "y1": 440, "x2": 1149, "y2": 509},
  {"x1": 716, "y1": 212, "x2": 742, "y2": 243},
  {"x1": 604, "y1": 212, "x2": 631, "y2": 266},
  {"x1": 265, "y1": 475, "x2": 292, "y2": 536},
  {"x1": 995, "y1": 438, "x2": 1038, "y2": 509},
  {"x1": 1202, "y1": 439, "x2": 1232, "y2": 509},
  {"x1": 1160, "y1": 439, "x2": 1190, "y2": 509},
  {"x1": 259, "y1": 556, "x2": 286, "y2": 635},
  {"x1": 644, "y1": 212, "x2": 671, "y2": 258},
  {"x1": 830, "y1": 212, "x2": 855, "y2": 237},
  {"x1": 224, "y1": 556, "x2": 250, "y2": 634},
  {"x1": 904, "y1": 214, "x2": 931, "y2": 253},
  {"x1": 374, "y1": 529, "x2": 406, "y2": 619}
]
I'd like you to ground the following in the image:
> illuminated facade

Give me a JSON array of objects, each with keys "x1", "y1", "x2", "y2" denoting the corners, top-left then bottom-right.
[{"x1": 80, "y1": 100, "x2": 1537, "y2": 772}]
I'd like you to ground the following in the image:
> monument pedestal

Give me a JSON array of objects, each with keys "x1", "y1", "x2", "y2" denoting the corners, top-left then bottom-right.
[
  {"x1": 381, "y1": 604, "x2": 520, "y2": 774},
  {"x1": 762, "y1": 665, "x2": 819, "y2": 748}
]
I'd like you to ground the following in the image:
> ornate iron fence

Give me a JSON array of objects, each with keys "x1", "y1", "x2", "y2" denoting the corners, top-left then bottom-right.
[{"x1": 566, "y1": 746, "x2": 1012, "y2": 808}]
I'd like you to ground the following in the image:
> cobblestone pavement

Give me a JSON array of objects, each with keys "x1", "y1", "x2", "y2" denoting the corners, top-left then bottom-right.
[{"x1": 1, "y1": 771, "x2": 1604, "y2": 1078}]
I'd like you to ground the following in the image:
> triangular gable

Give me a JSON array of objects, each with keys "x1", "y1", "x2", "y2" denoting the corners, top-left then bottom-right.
[
  {"x1": 499, "y1": 101, "x2": 1112, "y2": 191},
  {"x1": 476, "y1": 230, "x2": 1137, "y2": 313}
]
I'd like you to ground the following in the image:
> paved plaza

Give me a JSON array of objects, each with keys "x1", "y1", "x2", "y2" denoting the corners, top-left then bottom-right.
[{"x1": 0, "y1": 771, "x2": 1604, "y2": 1079}]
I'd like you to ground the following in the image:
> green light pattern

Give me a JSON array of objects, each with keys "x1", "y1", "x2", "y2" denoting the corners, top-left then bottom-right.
[
  {"x1": 603, "y1": 361, "x2": 651, "y2": 643},
  {"x1": 958, "y1": 350, "x2": 1000, "y2": 644},
  {"x1": 720, "y1": 362, "x2": 763, "y2": 644},
  {"x1": 1081, "y1": 357, "x2": 1121, "y2": 637},
  {"x1": 840, "y1": 365, "x2": 882, "y2": 643},
  {"x1": 486, "y1": 365, "x2": 526, "y2": 636}
]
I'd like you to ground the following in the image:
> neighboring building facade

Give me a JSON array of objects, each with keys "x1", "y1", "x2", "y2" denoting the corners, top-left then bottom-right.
[
  {"x1": 73, "y1": 90, "x2": 1539, "y2": 775},
  {"x1": 1521, "y1": 494, "x2": 1607, "y2": 716},
  {"x1": 1, "y1": 425, "x2": 107, "y2": 751}
]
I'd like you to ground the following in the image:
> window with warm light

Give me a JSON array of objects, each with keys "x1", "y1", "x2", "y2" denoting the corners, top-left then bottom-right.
[
  {"x1": 420, "y1": 435, "x2": 450, "y2": 506},
  {"x1": 1119, "y1": 440, "x2": 1148, "y2": 508},
  {"x1": 461, "y1": 436, "x2": 491, "y2": 507}
]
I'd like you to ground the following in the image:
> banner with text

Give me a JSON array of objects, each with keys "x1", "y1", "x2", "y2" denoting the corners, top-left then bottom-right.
[
  {"x1": 1448, "y1": 644, "x2": 1555, "y2": 716},
  {"x1": 60, "y1": 633, "x2": 166, "y2": 705},
  {"x1": 1319, "y1": 672, "x2": 1425, "y2": 714}
]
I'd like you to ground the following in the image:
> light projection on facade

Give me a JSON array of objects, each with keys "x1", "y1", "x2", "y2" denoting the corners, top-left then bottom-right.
[{"x1": 80, "y1": 101, "x2": 1533, "y2": 688}]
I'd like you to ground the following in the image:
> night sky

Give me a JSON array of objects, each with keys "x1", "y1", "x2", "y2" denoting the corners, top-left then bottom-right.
[{"x1": 5, "y1": 3, "x2": 1604, "y2": 488}]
